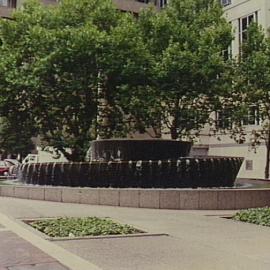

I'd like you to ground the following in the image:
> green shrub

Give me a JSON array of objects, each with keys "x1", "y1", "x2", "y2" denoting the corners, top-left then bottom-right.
[
  {"x1": 29, "y1": 217, "x2": 143, "y2": 237},
  {"x1": 232, "y1": 207, "x2": 270, "y2": 227}
]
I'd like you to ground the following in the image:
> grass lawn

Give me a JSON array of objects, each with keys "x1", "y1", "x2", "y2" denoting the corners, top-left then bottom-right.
[
  {"x1": 232, "y1": 207, "x2": 270, "y2": 227},
  {"x1": 28, "y1": 217, "x2": 143, "y2": 237}
]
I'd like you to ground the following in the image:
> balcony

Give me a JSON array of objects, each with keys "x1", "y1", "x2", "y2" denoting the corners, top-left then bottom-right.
[
  {"x1": 0, "y1": 0, "x2": 151, "y2": 19},
  {"x1": 0, "y1": 6, "x2": 14, "y2": 18},
  {"x1": 0, "y1": 0, "x2": 15, "y2": 18},
  {"x1": 113, "y1": 0, "x2": 152, "y2": 13}
]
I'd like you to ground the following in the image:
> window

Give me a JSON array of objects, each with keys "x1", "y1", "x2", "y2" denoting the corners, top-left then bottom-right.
[
  {"x1": 245, "y1": 160, "x2": 253, "y2": 171},
  {"x1": 0, "y1": 0, "x2": 8, "y2": 6},
  {"x1": 220, "y1": 0, "x2": 231, "y2": 7},
  {"x1": 0, "y1": 0, "x2": 16, "y2": 8},
  {"x1": 159, "y1": 0, "x2": 168, "y2": 8},
  {"x1": 242, "y1": 106, "x2": 260, "y2": 126},
  {"x1": 216, "y1": 110, "x2": 232, "y2": 129},
  {"x1": 238, "y1": 12, "x2": 258, "y2": 46},
  {"x1": 223, "y1": 22, "x2": 232, "y2": 60}
]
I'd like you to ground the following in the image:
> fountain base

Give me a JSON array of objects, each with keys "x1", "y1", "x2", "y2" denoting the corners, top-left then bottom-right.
[{"x1": 18, "y1": 157, "x2": 243, "y2": 188}]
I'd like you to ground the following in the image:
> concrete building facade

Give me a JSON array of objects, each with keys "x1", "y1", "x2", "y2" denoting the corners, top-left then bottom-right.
[
  {"x1": 223, "y1": 0, "x2": 270, "y2": 57},
  {"x1": 203, "y1": 0, "x2": 270, "y2": 179},
  {"x1": 0, "y1": 0, "x2": 161, "y2": 18}
]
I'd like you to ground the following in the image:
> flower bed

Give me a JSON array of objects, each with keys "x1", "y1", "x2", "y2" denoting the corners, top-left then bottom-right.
[
  {"x1": 28, "y1": 217, "x2": 143, "y2": 237},
  {"x1": 233, "y1": 207, "x2": 270, "y2": 227}
]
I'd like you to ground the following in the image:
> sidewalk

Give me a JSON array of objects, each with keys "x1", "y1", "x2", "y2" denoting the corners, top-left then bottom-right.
[
  {"x1": 0, "y1": 228, "x2": 69, "y2": 270},
  {"x1": 0, "y1": 197, "x2": 270, "y2": 270}
]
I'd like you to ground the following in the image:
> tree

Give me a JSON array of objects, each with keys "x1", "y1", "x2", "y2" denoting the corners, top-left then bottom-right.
[
  {"x1": 232, "y1": 24, "x2": 270, "y2": 179},
  {"x1": 137, "y1": 0, "x2": 233, "y2": 139},
  {"x1": 0, "y1": 0, "x2": 233, "y2": 161},
  {"x1": 0, "y1": 117, "x2": 35, "y2": 159},
  {"x1": 0, "y1": 0, "x2": 151, "y2": 160}
]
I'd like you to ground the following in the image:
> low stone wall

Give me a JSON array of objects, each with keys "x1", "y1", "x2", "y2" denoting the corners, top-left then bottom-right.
[{"x1": 1, "y1": 185, "x2": 270, "y2": 210}]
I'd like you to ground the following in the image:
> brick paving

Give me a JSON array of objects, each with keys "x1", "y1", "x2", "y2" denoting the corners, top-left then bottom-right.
[{"x1": 0, "y1": 230, "x2": 69, "y2": 270}]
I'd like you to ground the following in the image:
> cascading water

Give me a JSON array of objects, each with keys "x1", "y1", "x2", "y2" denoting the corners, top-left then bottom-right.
[{"x1": 18, "y1": 139, "x2": 244, "y2": 188}]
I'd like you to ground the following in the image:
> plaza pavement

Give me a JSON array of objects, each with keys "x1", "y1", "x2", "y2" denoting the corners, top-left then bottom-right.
[{"x1": 0, "y1": 197, "x2": 270, "y2": 270}]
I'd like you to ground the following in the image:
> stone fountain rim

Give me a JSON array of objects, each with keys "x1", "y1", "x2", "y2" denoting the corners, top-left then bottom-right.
[
  {"x1": 92, "y1": 138, "x2": 192, "y2": 142},
  {"x1": 1, "y1": 185, "x2": 269, "y2": 210},
  {"x1": 18, "y1": 156, "x2": 244, "y2": 165}
]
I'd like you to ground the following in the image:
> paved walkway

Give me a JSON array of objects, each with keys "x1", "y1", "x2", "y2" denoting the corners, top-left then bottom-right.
[
  {"x1": 0, "y1": 230, "x2": 69, "y2": 270},
  {"x1": 0, "y1": 197, "x2": 270, "y2": 270}
]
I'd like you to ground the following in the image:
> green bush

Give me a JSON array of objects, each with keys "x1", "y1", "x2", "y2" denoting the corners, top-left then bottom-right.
[
  {"x1": 29, "y1": 217, "x2": 143, "y2": 237},
  {"x1": 232, "y1": 207, "x2": 270, "y2": 227}
]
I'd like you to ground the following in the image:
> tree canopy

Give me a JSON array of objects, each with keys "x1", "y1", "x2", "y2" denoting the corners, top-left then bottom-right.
[
  {"x1": 231, "y1": 24, "x2": 270, "y2": 178},
  {"x1": 0, "y1": 0, "x2": 233, "y2": 160},
  {"x1": 0, "y1": 0, "x2": 151, "y2": 160},
  {"x1": 137, "y1": 0, "x2": 233, "y2": 139}
]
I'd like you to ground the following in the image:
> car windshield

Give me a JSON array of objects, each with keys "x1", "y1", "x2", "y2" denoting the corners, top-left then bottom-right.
[
  {"x1": 0, "y1": 161, "x2": 7, "y2": 168},
  {"x1": 5, "y1": 159, "x2": 20, "y2": 166}
]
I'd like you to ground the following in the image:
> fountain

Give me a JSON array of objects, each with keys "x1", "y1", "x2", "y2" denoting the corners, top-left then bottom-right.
[{"x1": 18, "y1": 139, "x2": 243, "y2": 188}]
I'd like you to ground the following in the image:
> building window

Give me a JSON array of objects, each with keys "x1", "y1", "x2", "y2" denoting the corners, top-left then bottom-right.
[
  {"x1": 245, "y1": 160, "x2": 253, "y2": 171},
  {"x1": 238, "y1": 12, "x2": 258, "y2": 46},
  {"x1": 216, "y1": 110, "x2": 232, "y2": 129},
  {"x1": 242, "y1": 106, "x2": 260, "y2": 126},
  {"x1": 159, "y1": 0, "x2": 168, "y2": 8},
  {"x1": 136, "y1": 0, "x2": 150, "y2": 3},
  {"x1": 223, "y1": 23, "x2": 232, "y2": 60},
  {"x1": 0, "y1": 0, "x2": 8, "y2": 7},
  {"x1": 220, "y1": 0, "x2": 231, "y2": 7},
  {"x1": 0, "y1": 0, "x2": 16, "y2": 8}
]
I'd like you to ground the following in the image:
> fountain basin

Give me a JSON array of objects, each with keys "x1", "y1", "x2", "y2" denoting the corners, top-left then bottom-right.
[{"x1": 18, "y1": 157, "x2": 243, "y2": 188}]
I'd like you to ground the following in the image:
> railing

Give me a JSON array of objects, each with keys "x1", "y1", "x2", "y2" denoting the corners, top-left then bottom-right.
[
  {"x1": 113, "y1": 0, "x2": 151, "y2": 13},
  {"x1": 0, "y1": 6, "x2": 14, "y2": 18}
]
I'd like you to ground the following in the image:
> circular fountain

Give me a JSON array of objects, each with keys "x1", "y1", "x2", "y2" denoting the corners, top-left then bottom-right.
[{"x1": 18, "y1": 139, "x2": 243, "y2": 188}]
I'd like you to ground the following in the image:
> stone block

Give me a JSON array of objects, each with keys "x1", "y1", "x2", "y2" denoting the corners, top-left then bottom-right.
[
  {"x1": 251, "y1": 190, "x2": 270, "y2": 208},
  {"x1": 159, "y1": 190, "x2": 180, "y2": 209},
  {"x1": 235, "y1": 190, "x2": 253, "y2": 209},
  {"x1": 217, "y1": 190, "x2": 236, "y2": 210},
  {"x1": 139, "y1": 190, "x2": 160, "y2": 209},
  {"x1": 44, "y1": 187, "x2": 62, "y2": 202},
  {"x1": 0, "y1": 186, "x2": 15, "y2": 197},
  {"x1": 179, "y1": 190, "x2": 200, "y2": 210},
  {"x1": 80, "y1": 188, "x2": 100, "y2": 205},
  {"x1": 29, "y1": 187, "x2": 45, "y2": 201},
  {"x1": 62, "y1": 188, "x2": 81, "y2": 203},
  {"x1": 199, "y1": 191, "x2": 218, "y2": 210},
  {"x1": 120, "y1": 190, "x2": 140, "y2": 208},
  {"x1": 14, "y1": 186, "x2": 29, "y2": 199},
  {"x1": 99, "y1": 189, "x2": 119, "y2": 206}
]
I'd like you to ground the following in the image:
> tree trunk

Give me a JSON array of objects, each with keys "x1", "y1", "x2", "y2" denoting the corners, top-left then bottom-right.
[
  {"x1": 96, "y1": 72, "x2": 111, "y2": 139},
  {"x1": 170, "y1": 117, "x2": 178, "y2": 140},
  {"x1": 170, "y1": 96, "x2": 180, "y2": 140},
  {"x1": 265, "y1": 127, "x2": 270, "y2": 179}
]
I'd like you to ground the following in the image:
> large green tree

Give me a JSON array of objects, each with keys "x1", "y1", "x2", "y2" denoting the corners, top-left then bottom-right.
[
  {"x1": 0, "y1": 0, "x2": 234, "y2": 161},
  {"x1": 137, "y1": 0, "x2": 233, "y2": 139},
  {"x1": 0, "y1": 0, "x2": 151, "y2": 160},
  {"x1": 232, "y1": 24, "x2": 270, "y2": 179}
]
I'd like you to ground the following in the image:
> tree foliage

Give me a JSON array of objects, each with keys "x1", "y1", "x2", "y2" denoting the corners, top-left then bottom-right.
[
  {"x1": 0, "y1": 0, "x2": 233, "y2": 160},
  {"x1": 0, "y1": 0, "x2": 150, "y2": 160},
  {"x1": 231, "y1": 24, "x2": 270, "y2": 178},
  {"x1": 137, "y1": 0, "x2": 232, "y2": 139}
]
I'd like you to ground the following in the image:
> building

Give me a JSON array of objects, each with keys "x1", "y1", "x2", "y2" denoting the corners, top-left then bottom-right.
[
  {"x1": 0, "y1": 0, "x2": 166, "y2": 19},
  {"x1": 199, "y1": 0, "x2": 270, "y2": 179},
  {"x1": 222, "y1": 0, "x2": 270, "y2": 57}
]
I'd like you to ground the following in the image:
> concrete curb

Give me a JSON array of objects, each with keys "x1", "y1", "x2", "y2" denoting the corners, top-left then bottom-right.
[{"x1": 1, "y1": 185, "x2": 270, "y2": 210}]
